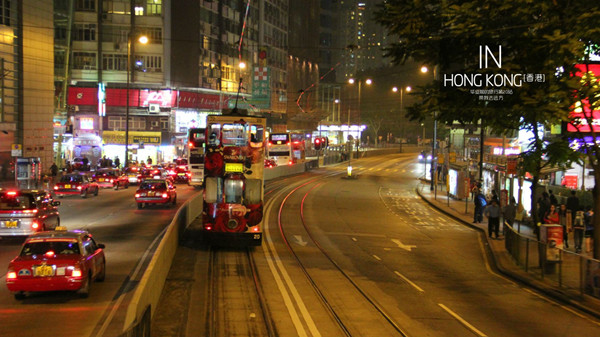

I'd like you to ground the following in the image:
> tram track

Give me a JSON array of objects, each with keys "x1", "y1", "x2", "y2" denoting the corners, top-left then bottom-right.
[{"x1": 206, "y1": 246, "x2": 277, "y2": 337}]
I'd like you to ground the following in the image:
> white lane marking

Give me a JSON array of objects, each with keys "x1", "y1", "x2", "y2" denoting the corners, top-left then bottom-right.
[
  {"x1": 373, "y1": 255, "x2": 381, "y2": 261},
  {"x1": 263, "y1": 193, "x2": 320, "y2": 337},
  {"x1": 522, "y1": 288, "x2": 600, "y2": 326},
  {"x1": 438, "y1": 303, "x2": 487, "y2": 337},
  {"x1": 391, "y1": 239, "x2": 417, "y2": 252},
  {"x1": 351, "y1": 237, "x2": 358, "y2": 242},
  {"x1": 394, "y1": 271, "x2": 425, "y2": 292}
]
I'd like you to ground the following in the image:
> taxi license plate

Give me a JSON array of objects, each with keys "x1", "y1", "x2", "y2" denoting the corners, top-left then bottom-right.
[
  {"x1": 148, "y1": 191, "x2": 155, "y2": 196},
  {"x1": 99, "y1": 178, "x2": 105, "y2": 182},
  {"x1": 65, "y1": 184, "x2": 71, "y2": 188},
  {"x1": 2, "y1": 220, "x2": 18, "y2": 228},
  {"x1": 35, "y1": 265, "x2": 54, "y2": 277},
  {"x1": 178, "y1": 173, "x2": 185, "y2": 176}
]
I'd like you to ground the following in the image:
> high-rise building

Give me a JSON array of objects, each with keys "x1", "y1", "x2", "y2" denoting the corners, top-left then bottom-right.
[{"x1": 0, "y1": 0, "x2": 55, "y2": 179}]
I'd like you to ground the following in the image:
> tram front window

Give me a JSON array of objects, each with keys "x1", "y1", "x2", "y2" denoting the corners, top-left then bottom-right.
[{"x1": 225, "y1": 179, "x2": 244, "y2": 203}]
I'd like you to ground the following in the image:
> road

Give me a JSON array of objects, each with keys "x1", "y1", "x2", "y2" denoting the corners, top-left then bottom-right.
[
  {"x1": 0, "y1": 182, "x2": 199, "y2": 337},
  {"x1": 153, "y1": 153, "x2": 600, "y2": 337}
]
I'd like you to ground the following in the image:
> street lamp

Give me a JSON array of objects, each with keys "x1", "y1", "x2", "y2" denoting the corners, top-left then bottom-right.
[
  {"x1": 392, "y1": 86, "x2": 411, "y2": 152},
  {"x1": 125, "y1": 33, "x2": 148, "y2": 168},
  {"x1": 347, "y1": 78, "x2": 372, "y2": 177}
]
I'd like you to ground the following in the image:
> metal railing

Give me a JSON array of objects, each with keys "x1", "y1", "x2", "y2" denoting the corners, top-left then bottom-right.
[{"x1": 504, "y1": 224, "x2": 600, "y2": 299}]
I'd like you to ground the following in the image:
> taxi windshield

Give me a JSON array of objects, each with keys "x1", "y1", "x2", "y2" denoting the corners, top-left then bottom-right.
[
  {"x1": 0, "y1": 193, "x2": 34, "y2": 210},
  {"x1": 21, "y1": 241, "x2": 80, "y2": 256},
  {"x1": 98, "y1": 170, "x2": 117, "y2": 177},
  {"x1": 60, "y1": 175, "x2": 83, "y2": 183},
  {"x1": 140, "y1": 181, "x2": 166, "y2": 190}
]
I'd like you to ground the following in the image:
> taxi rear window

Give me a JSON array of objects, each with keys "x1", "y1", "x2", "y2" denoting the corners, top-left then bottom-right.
[
  {"x1": 140, "y1": 181, "x2": 167, "y2": 190},
  {"x1": 21, "y1": 241, "x2": 80, "y2": 256},
  {"x1": 60, "y1": 175, "x2": 83, "y2": 183},
  {"x1": 0, "y1": 193, "x2": 34, "y2": 210}
]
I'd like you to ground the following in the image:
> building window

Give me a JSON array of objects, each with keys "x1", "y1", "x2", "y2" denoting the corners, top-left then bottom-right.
[
  {"x1": 73, "y1": 52, "x2": 97, "y2": 70},
  {"x1": 103, "y1": 0, "x2": 129, "y2": 15},
  {"x1": 160, "y1": 118, "x2": 168, "y2": 130},
  {"x1": 139, "y1": 27, "x2": 162, "y2": 44},
  {"x1": 73, "y1": 24, "x2": 96, "y2": 41},
  {"x1": 146, "y1": 0, "x2": 162, "y2": 16},
  {"x1": 135, "y1": 55, "x2": 162, "y2": 72},
  {"x1": 76, "y1": 0, "x2": 95, "y2": 11},
  {"x1": 0, "y1": 0, "x2": 10, "y2": 26},
  {"x1": 102, "y1": 53, "x2": 127, "y2": 71},
  {"x1": 108, "y1": 116, "x2": 146, "y2": 131}
]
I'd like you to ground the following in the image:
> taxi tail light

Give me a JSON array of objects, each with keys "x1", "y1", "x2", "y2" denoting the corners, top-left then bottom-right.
[
  {"x1": 71, "y1": 268, "x2": 82, "y2": 278},
  {"x1": 77, "y1": 186, "x2": 82, "y2": 190},
  {"x1": 288, "y1": 160, "x2": 293, "y2": 166},
  {"x1": 268, "y1": 141, "x2": 272, "y2": 147},
  {"x1": 7, "y1": 271, "x2": 17, "y2": 279},
  {"x1": 110, "y1": 179, "x2": 114, "y2": 183},
  {"x1": 162, "y1": 193, "x2": 169, "y2": 198},
  {"x1": 186, "y1": 172, "x2": 192, "y2": 177},
  {"x1": 22, "y1": 209, "x2": 38, "y2": 214},
  {"x1": 31, "y1": 221, "x2": 40, "y2": 230}
]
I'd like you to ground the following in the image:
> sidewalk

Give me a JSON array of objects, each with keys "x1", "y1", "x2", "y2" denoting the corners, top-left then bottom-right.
[{"x1": 416, "y1": 181, "x2": 600, "y2": 319}]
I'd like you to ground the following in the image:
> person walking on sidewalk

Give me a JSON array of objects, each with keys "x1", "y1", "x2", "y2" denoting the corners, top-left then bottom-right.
[
  {"x1": 502, "y1": 197, "x2": 517, "y2": 234},
  {"x1": 474, "y1": 190, "x2": 486, "y2": 224},
  {"x1": 543, "y1": 204, "x2": 560, "y2": 224},
  {"x1": 573, "y1": 208, "x2": 586, "y2": 253},
  {"x1": 566, "y1": 190, "x2": 580, "y2": 223},
  {"x1": 558, "y1": 204, "x2": 572, "y2": 249},
  {"x1": 485, "y1": 199, "x2": 501, "y2": 239}
]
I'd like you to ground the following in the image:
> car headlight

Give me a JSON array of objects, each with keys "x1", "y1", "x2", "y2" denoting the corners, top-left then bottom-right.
[
  {"x1": 418, "y1": 155, "x2": 423, "y2": 160},
  {"x1": 427, "y1": 155, "x2": 432, "y2": 160}
]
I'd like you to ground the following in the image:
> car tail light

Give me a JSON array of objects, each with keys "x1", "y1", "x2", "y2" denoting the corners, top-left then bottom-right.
[
  {"x1": 110, "y1": 179, "x2": 114, "y2": 183},
  {"x1": 77, "y1": 186, "x2": 82, "y2": 190},
  {"x1": 6, "y1": 191, "x2": 17, "y2": 196},
  {"x1": 31, "y1": 221, "x2": 40, "y2": 230},
  {"x1": 162, "y1": 193, "x2": 168, "y2": 198},
  {"x1": 135, "y1": 193, "x2": 140, "y2": 198},
  {"x1": 45, "y1": 250, "x2": 55, "y2": 257},
  {"x1": 23, "y1": 209, "x2": 38, "y2": 214},
  {"x1": 204, "y1": 225, "x2": 212, "y2": 231},
  {"x1": 53, "y1": 186, "x2": 59, "y2": 190},
  {"x1": 7, "y1": 271, "x2": 17, "y2": 279},
  {"x1": 71, "y1": 268, "x2": 82, "y2": 278},
  {"x1": 288, "y1": 160, "x2": 293, "y2": 165}
]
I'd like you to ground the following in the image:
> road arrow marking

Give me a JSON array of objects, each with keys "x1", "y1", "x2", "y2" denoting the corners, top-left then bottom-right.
[
  {"x1": 392, "y1": 239, "x2": 416, "y2": 252},
  {"x1": 294, "y1": 235, "x2": 308, "y2": 246}
]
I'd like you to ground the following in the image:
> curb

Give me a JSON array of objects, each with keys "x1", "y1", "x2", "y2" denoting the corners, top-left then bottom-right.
[{"x1": 415, "y1": 185, "x2": 600, "y2": 320}]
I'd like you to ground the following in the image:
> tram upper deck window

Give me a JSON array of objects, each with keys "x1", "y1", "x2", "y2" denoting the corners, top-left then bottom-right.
[
  {"x1": 224, "y1": 178, "x2": 243, "y2": 203},
  {"x1": 222, "y1": 123, "x2": 247, "y2": 146}
]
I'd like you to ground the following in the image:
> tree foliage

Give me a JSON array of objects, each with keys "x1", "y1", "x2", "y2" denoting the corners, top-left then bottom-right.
[{"x1": 375, "y1": 0, "x2": 600, "y2": 257}]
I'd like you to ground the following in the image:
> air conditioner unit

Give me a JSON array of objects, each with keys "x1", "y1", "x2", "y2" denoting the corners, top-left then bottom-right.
[{"x1": 148, "y1": 104, "x2": 160, "y2": 113}]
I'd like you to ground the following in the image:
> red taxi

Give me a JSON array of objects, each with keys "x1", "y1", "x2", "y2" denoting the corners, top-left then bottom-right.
[
  {"x1": 168, "y1": 166, "x2": 191, "y2": 184},
  {"x1": 6, "y1": 227, "x2": 106, "y2": 299},
  {"x1": 124, "y1": 166, "x2": 142, "y2": 184},
  {"x1": 92, "y1": 168, "x2": 129, "y2": 190},
  {"x1": 0, "y1": 189, "x2": 61, "y2": 237},
  {"x1": 135, "y1": 179, "x2": 177, "y2": 209},
  {"x1": 53, "y1": 173, "x2": 99, "y2": 198}
]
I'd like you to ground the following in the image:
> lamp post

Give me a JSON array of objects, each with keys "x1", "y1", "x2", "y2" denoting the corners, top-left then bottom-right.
[
  {"x1": 421, "y1": 65, "x2": 438, "y2": 192},
  {"x1": 392, "y1": 85, "x2": 411, "y2": 152},
  {"x1": 124, "y1": 33, "x2": 148, "y2": 168},
  {"x1": 347, "y1": 78, "x2": 372, "y2": 177}
]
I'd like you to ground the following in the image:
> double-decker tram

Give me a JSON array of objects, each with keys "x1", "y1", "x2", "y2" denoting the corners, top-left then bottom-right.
[
  {"x1": 187, "y1": 128, "x2": 206, "y2": 188},
  {"x1": 202, "y1": 111, "x2": 266, "y2": 246}
]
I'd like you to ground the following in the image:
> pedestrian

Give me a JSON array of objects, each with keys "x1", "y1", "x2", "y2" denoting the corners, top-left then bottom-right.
[
  {"x1": 566, "y1": 190, "x2": 580, "y2": 223},
  {"x1": 474, "y1": 190, "x2": 487, "y2": 224},
  {"x1": 114, "y1": 156, "x2": 120, "y2": 169},
  {"x1": 485, "y1": 199, "x2": 501, "y2": 239},
  {"x1": 82, "y1": 156, "x2": 89, "y2": 171},
  {"x1": 584, "y1": 206, "x2": 594, "y2": 254},
  {"x1": 537, "y1": 192, "x2": 551, "y2": 226},
  {"x1": 490, "y1": 189, "x2": 499, "y2": 204},
  {"x1": 147, "y1": 156, "x2": 153, "y2": 165},
  {"x1": 573, "y1": 208, "x2": 586, "y2": 253},
  {"x1": 549, "y1": 190, "x2": 558, "y2": 206},
  {"x1": 558, "y1": 204, "x2": 572, "y2": 249},
  {"x1": 50, "y1": 163, "x2": 58, "y2": 185},
  {"x1": 502, "y1": 196, "x2": 517, "y2": 234},
  {"x1": 543, "y1": 204, "x2": 560, "y2": 224}
]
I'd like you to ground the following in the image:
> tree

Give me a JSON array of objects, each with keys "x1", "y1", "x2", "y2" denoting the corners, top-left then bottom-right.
[{"x1": 376, "y1": 0, "x2": 600, "y2": 257}]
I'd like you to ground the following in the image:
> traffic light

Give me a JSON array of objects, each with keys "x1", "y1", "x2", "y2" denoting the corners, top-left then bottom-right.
[
  {"x1": 321, "y1": 137, "x2": 329, "y2": 148},
  {"x1": 314, "y1": 137, "x2": 322, "y2": 150}
]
